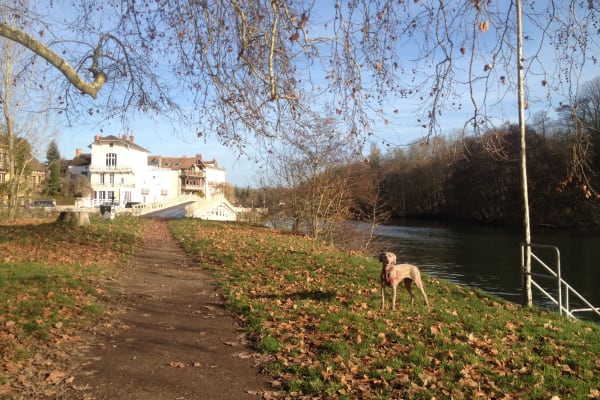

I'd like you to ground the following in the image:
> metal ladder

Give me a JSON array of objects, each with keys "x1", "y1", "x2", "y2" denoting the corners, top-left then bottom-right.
[{"x1": 521, "y1": 243, "x2": 600, "y2": 319}]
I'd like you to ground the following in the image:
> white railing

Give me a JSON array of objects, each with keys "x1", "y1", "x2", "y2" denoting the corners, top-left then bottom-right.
[
  {"x1": 131, "y1": 195, "x2": 200, "y2": 216},
  {"x1": 521, "y1": 243, "x2": 600, "y2": 320},
  {"x1": 93, "y1": 183, "x2": 136, "y2": 189},
  {"x1": 183, "y1": 196, "x2": 238, "y2": 221},
  {"x1": 89, "y1": 166, "x2": 133, "y2": 173}
]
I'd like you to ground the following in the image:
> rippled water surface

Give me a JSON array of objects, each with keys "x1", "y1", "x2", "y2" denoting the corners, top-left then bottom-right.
[{"x1": 374, "y1": 220, "x2": 600, "y2": 320}]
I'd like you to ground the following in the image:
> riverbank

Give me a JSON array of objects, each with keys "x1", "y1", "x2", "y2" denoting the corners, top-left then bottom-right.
[
  {"x1": 0, "y1": 217, "x2": 598, "y2": 399},
  {"x1": 171, "y1": 219, "x2": 600, "y2": 399},
  {"x1": 374, "y1": 218, "x2": 600, "y2": 319}
]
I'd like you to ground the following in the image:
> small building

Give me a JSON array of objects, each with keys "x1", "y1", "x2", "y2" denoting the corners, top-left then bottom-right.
[
  {"x1": 67, "y1": 149, "x2": 91, "y2": 178},
  {"x1": 0, "y1": 136, "x2": 47, "y2": 200},
  {"x1": 148, "y1": 154, "x2": 226, "y2": 199},
  {"x1": 30, "y1": 158, "x2": 46, "y2": 195}
]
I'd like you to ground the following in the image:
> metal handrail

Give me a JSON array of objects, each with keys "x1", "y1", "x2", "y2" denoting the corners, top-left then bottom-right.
[{"x1": 521, "y1": 243, "x2": 600, "y2": 319}]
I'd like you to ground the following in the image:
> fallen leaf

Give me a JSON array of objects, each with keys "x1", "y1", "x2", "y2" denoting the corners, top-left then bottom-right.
[
  {"x1": 168, "y1": 361, "x2": 189, "y2": 368},
  {"x1": 0, "y1": 384, "x2": 13, "y2": 396},
  {"x1": 45, "y1": 370, "x2": 66, "y2": 385}
]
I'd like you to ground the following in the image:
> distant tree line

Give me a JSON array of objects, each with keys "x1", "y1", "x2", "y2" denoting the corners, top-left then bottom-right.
[
  {"x1": 255, "y1": 77, "x2": 600, "y2": 235},
  {"x1": 368, "y1": 75, "x2": 600, "y2": 229},
  {"x1": 372, "y1": 124, "x2": 597, "y2": 228}
]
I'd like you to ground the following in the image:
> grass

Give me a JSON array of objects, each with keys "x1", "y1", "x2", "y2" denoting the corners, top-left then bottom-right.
[
  {"x1": 169, "y1": 219, "x2": 600, "y2": 399},
  {"x1": 0, "y1": 215, "x2": 150, "y2": 395},
  {"x1": 1, "y1": 215, "x2": 598, "y2": 399}
]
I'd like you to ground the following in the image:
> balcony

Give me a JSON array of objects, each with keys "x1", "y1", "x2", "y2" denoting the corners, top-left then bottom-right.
[
  {"x1": 182, "y1": 184, "x2": 204, "y2": 191},
  {"x1": 89, "y1": 166, "x2": 133, "y2": 173},
  {"x1": 94, "y1": 183, "x2": 136, "y2": 188},
  {"x1": 182, "y1": 171, "x2": 205, "y2": 178}
]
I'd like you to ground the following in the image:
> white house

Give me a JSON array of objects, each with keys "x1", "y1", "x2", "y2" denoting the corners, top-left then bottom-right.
[
  {"x1": 87, "y1": 134, "x2": 178, "y2": 206},
  {"x1": 68, "y1": 134, "x2": 227, "y2": 209}
]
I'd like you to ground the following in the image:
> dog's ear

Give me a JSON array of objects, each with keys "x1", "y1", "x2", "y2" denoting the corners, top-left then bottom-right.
[
  {"x1": 378, "y1": 252, "x2": 385, "y2": 262},
  {"x1": 390, "y1": 253, "x2": 396, "y2": 265}
]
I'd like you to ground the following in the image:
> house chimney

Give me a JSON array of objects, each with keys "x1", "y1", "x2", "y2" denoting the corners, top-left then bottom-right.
[
  {"x1": 122, "y1": 133, "x2": 127, "y2": 141},
  {"x1": 129, "y1": 132, "x2": 135, "y2": 142},
  {"x1": 75, "y1": 148, "x2": 82, "y2": 157},
  {"x1": 95, "y1": 135, "x2": 100, "y2": 142}
]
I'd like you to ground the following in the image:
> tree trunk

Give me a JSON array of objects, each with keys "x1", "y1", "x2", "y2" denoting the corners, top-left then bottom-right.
[{"x1": 57, "y1": 211, "x2": 91, "y2": 227}]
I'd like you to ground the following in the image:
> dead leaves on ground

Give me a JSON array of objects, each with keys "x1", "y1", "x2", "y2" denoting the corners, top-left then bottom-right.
[
  {"x1": 0, "y1": 217, "x2": 150, "y2": 398},
  {"x1": 170, "y1": 220, "x2": 600, "y2": 399}
]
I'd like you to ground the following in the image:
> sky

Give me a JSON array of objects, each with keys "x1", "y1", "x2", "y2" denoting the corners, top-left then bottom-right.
[{"x1": 49, "y1": 1, "x2": 600, "y2": 188}]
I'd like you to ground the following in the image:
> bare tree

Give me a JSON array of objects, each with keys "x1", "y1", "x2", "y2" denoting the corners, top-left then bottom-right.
[
  {"x1": 574, "y1": 76, "x2": 600, "y2": 185},
  {"x1": 0, "y1": 2, "x2": 596, "y2": 149},
  {"x1": 265, "y1": 119, "x2": 359, "y2": 242},
  {"x1": 0, "y1": 2, "x2": 59, "y2": 219},
  {"x1": 350, "y1": 162, "x2": 391, "y2": 252}
]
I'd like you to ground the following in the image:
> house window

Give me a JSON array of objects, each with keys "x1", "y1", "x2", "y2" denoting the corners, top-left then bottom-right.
[
  {"x1": 0, "y1": 172, "x2": 5, "y2": 183},
  {"x1": 100, "y1": 173, "x2": 105, "y2": 184},
  {"x1": 109, "y1": 173, "x2": 114, "y2": 184},
  {"x1": 106, "y1": 153, "x2": 117, "y2": 168}
]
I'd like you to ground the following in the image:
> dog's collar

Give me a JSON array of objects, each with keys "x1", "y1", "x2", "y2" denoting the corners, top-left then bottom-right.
[{"x1": 382, "y1": 270, "x2": 397, "y2": 283}]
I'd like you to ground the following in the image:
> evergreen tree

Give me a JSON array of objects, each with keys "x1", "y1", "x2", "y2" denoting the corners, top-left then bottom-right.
[
  {"x1": 45, "y1": 141, "x2": 62, "y2": 196},
  {"x1": 45, "y1": 140, "x2": 61, "y2": 166}
]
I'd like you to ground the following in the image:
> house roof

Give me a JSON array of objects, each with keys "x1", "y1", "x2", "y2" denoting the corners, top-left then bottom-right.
[
  {"x1": 90, "y1": 134, "x2": 149, "y2": 153},
  {"x1": 147, "y1": 154, "x2": 224, "y2": 171},
  {"x1": 68, "y1": 153, "x2": 91, "y2": 167},
  {"x1": 148, "y1": 156, "x2": 199, "y2": 170},
  {"x1": 30, "y1": 158, "x2": 46, "y2": 172}
]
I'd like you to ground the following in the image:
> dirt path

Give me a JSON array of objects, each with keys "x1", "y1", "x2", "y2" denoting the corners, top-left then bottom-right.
[{"x1": 61, "y1": 219, "x2": 274, "y2": 400}]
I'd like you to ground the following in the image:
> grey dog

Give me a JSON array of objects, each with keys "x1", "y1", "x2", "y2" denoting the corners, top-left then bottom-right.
[{"x1": 379, "y1": 252, "x2": 430, "y2": 310}]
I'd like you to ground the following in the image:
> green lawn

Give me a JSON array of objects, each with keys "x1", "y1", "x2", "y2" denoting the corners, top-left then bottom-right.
[
  {"x1": 170, "y1": 219, "x2": 600, "y2": 399},
  {"x1": 0, "y1": 216, "x2": 150, "y2": 397},
  {"x1": 1, "y1": 216, "x2": 597, "y2": 399}
]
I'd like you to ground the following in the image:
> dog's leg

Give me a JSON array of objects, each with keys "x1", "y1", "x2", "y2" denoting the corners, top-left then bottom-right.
[
  {"x1": 403, "y1": 279, "x2": 415, "y2": 305},
  {"x1": 414, "y1": 279, "x2": 430, "y2": 307},
  {"x1": 411, "y1": 269, "x2": 430, "y2": 307},
  {"x1": 391, "y1": 284, "x2": 397, "y2": 310},
  {"x1": 381, "y1": 284, "x2": 386, "y2": 310}
]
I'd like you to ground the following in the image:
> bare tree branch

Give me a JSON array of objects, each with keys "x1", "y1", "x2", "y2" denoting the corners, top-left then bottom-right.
[{"x1": 0, "y1": 22, "x2": 106, "y2": 99}]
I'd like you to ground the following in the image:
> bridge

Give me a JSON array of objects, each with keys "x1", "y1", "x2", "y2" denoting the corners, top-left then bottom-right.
[{"x1": 131, "y1": 195, "x2": 238, "y2": 220}]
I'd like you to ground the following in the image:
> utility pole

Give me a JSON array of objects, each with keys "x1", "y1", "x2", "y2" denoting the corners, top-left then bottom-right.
[{"x1": 516, "y1": 0, "x2": 532, "y2": 307}]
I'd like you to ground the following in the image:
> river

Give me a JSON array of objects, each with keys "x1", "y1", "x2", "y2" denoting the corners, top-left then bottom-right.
[{"x1": 375, "y1": 219, "x2": 600, "y2": 321}]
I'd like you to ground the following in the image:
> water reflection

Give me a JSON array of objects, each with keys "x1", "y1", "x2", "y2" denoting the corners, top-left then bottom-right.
[{"x1": 374, "y1": 219, "x2": 600, "y2": 320}]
